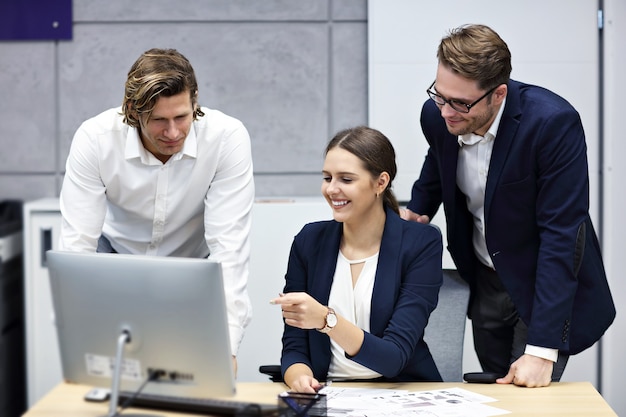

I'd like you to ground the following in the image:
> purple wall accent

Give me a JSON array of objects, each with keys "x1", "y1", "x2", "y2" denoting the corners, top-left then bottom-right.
[{"x1": 0, "y1": 0, "x2": 72, "y2": 40}]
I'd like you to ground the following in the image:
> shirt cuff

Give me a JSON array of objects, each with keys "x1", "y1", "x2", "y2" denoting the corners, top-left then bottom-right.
[{"x1": 525, "y1": 345, "x2": 558, "y2": 362}]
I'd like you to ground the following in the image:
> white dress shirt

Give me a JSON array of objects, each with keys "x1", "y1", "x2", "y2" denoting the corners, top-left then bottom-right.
[
  {"x1": 59, "y1": 106, "x2": 255, "y2": 355},
  {"x1": 456, "y1": 99, "x2": 558, "y2": 363},
  {"x1": 456, "y1": 102, "x2": 503, "y2": 269}
]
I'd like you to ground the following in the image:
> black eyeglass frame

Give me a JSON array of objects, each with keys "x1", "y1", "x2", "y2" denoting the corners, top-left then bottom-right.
[{"x1": 426, "y1": 81, "x2": 499, "y2": 113}]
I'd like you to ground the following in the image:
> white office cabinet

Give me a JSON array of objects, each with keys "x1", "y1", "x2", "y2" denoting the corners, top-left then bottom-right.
[{"x1": 23, "y1": 198, "x2": 63, "y2": 406}]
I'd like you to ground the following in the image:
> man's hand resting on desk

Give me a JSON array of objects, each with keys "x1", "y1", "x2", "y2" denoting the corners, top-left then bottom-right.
[
  {"x1": 497, "y1": 354, "x2": 553, "y2": 387},
  {"x1": 400, "y1": 208, "x2": 431, "y2": 224}
]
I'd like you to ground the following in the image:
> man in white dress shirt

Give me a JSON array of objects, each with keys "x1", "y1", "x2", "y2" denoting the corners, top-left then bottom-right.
[{"x1": 59, "y1": 48, "x2": 255, "y2": 370}]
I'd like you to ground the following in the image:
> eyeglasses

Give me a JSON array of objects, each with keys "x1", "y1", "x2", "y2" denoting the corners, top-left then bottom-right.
[{"x1": 426, "y1": 81, "x2": 498, "y2": 113}]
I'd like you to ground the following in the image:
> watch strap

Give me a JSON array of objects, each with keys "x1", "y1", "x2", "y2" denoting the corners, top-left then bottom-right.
[{"x1": 317, "y1": 307, "x2": 336, "y2": 334}]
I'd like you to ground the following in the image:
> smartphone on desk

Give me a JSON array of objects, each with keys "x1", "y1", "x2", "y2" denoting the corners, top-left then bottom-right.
[{"x1": 463, "y1": 372, "x2": 501, "y2": 384}]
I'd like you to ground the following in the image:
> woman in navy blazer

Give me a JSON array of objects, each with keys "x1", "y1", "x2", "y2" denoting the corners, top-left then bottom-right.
[{"x1": 272, "y1": 126, "x2": 443, "y2": 393}]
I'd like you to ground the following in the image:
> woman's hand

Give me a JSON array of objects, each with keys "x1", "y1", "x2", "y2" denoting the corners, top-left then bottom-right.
[
  {"x1": 271, "y1": 292, "x2": 327, "y2": 330},
  {"x1": 283, "y1": 363, "x2": 323, "y2": 393},
  {"x1": 272, "y1": 292, "x2": 364, "y2": 356},
  {"x1": 289, "y1": 374, "x2": 324, "y2": 393}
]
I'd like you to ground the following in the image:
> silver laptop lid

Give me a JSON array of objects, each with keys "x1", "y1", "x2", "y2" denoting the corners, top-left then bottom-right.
[{"x1": 46, "y1": 250, "x2": 236, "y2": 398}]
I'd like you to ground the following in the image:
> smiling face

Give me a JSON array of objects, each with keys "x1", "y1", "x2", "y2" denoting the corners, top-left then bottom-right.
[
  {"x1": 137, "y1": 90, "x2": 196, "y2": 163},
  {"x1": 434, "y1": 64, "x2": 506, "y2": 137},
  {"x1": 321, "y1": 147, "x2": 387, "y2": 225}
]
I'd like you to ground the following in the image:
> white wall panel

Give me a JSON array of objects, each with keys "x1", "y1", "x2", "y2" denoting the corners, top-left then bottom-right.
[{"x1": 600, "y1": 0, "x2": 626, "y2": 415}]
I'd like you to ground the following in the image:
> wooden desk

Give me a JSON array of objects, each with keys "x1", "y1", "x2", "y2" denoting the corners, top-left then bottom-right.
[{"x1": 23, "y1": 381, "x2": 616, "y2": 417}]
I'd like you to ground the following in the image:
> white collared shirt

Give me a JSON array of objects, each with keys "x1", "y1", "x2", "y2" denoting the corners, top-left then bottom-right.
[
  {"x1": 59, "y1": 106, "x2": 255, "y2": 355},
  {"x1": 456, "y1": 99, "x2": 505, "y2": 269},
  {"x1": 455, "y1": 98, "x2": 558, "y2": 363}
]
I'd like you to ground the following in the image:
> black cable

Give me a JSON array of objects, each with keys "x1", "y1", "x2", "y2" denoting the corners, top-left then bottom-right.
[{"x1": 113, "y1": 369, "x2": 163, "y2": 416}]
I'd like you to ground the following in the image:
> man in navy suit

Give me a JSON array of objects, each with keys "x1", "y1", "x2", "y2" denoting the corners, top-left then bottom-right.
[{"x1": 402, "y1": 24, "x2": 615, "y2": 387}]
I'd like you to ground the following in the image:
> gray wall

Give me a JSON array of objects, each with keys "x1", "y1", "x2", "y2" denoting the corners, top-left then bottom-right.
[{"x1": 0, "y1": 0, "x2": 368, "y2": 201}]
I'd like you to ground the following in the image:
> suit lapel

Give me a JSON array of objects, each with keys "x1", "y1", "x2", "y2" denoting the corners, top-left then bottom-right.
[
  {"x1": 370, "y1": 209, "x2": 402, "y2": 334},
  {"x1": 441, "y1": 129, "x2": 461, "y2": 230},
  {"x1": 309, "y1": 221, "x2": 343, "y2": 305},
  {"x1": 485, "y1": 81, "x2": 522, "y2": 221},
  {"x1": 442, "y1": 132, "x2": 460, "y2": 203}
]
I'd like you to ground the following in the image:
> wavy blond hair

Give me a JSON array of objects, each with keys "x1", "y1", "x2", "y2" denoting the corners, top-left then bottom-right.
[{"x1": 121, "y1": 48, "x2": 204, "y2": 127}]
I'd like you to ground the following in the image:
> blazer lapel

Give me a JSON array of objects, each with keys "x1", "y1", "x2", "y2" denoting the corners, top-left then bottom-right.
[
  {"x1": 309, "y1": 221, "x2": 343, "y2": 305},
  {"x1": 370, "y1": 209, "x2": 402, "y2": 334},
  {"x1": 440, "y1": 129, "x2": 461, "y2": 235},
  {"x1": 441, "y1": 132, "x2": 460, "y2": 204},
  {"x1": 485, "y1": 81, "x2": 522, "y2": 220}
]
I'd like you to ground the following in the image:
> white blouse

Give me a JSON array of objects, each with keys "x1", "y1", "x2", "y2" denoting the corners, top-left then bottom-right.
[{"x1": 327, "y1": 251, "x2": 382, "y2": 380}]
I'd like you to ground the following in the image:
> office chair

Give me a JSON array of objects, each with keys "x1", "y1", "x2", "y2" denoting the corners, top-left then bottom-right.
[
  {"x1": 259, "y1": 269, "x2": 470, "y2": 383},
  {"x1": 423, "y1": 269, "x2": 469, "y2": 381}
]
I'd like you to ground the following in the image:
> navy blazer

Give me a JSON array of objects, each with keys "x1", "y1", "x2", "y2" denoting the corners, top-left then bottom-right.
[
  {"x1": 280, "y1": 207, "x2": 443, "y2": 382},
  {"x1": 408, "y1": 80, "x2": 615, "y2": 355}
]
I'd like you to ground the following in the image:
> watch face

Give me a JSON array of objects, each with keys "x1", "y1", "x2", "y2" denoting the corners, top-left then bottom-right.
[{"x1": 327, "y1": 312, "x2": 338, "y2": 327}]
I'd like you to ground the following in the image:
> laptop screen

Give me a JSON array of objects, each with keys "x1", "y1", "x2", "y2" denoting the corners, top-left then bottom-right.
[{"x1": 46, "y1": 250, "x2": 236, "y2": 399}]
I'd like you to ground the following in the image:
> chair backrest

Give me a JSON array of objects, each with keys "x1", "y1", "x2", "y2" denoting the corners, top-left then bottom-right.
[{"x1": 423, "y1": 269, "x2": 470, "y2": 382}]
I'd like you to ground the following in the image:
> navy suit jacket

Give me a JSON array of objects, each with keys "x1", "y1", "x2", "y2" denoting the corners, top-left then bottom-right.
[
  {"x1": 280, "y1": 207, "x2": 443, "y2": 381},
  {"x1": 408, "y1": 80, "x2": 615, "y2": 355}
]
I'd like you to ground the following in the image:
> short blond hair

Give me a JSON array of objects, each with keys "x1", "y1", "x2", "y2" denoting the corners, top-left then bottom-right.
[{"x1": 437, "y1": 24, "x2": 512, "y2": 90}]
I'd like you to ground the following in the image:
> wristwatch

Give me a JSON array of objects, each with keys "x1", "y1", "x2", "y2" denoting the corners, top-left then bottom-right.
[{"x1": 317, "y1": 307, "x2": 337, "y2": 334}]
